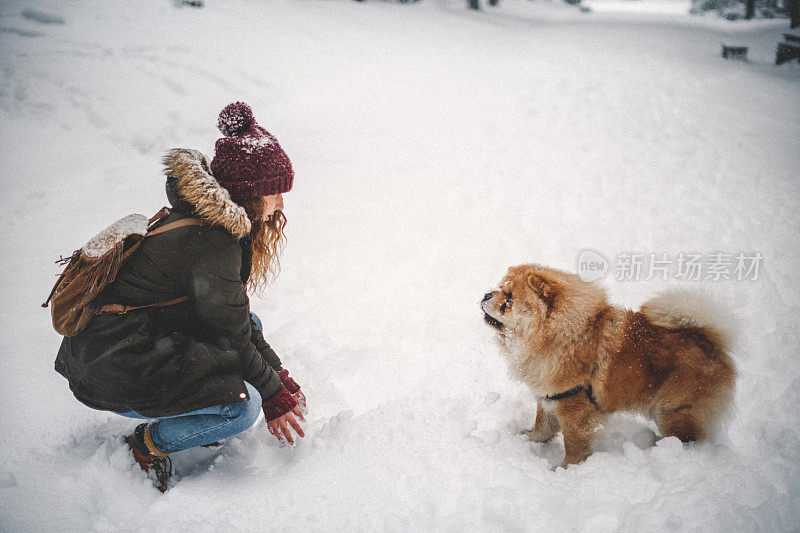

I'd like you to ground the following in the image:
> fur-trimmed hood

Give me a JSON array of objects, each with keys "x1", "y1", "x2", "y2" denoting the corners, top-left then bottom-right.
[{"x1": 162, "y1": 148, "x2": 251, "y2": 239}]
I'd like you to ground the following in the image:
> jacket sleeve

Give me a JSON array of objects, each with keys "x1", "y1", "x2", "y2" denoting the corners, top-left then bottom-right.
[
  {"x1": 250, "y1": 316, "x2": 283, "y2": 370},
  {"x1": 185, "y1": 228, "x2": 282, "y2": 401}
]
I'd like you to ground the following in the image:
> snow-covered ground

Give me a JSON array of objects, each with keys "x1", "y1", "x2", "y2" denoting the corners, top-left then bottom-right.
[
  {"x1": 583, "y1": 0, "x2": 692, "y2": 15},
  {"x1": 1, "y1": 0, "x2": 799, "y2": 530}
]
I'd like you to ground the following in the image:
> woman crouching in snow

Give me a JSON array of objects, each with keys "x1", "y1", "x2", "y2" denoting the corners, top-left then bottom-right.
[{"x1": 54, "y1": 102, "x2": 306, "y2": 492}]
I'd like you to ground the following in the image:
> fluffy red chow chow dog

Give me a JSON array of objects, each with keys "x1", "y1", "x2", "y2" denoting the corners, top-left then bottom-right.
[{"x1": 481, "y1": 264, "x2": 736, "y2": 467}]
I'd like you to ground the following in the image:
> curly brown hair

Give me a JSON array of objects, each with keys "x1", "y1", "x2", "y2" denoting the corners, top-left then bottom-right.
[{"x1": 240, "y1": 197, "x2": 287, "y2": 294}]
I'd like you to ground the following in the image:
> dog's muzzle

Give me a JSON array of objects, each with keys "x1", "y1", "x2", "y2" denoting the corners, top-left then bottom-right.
[{"x1": 481, "y1": 293, "x2": 503, "y2": 329}]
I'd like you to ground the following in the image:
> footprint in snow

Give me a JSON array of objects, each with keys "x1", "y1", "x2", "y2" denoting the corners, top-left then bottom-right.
[
  {"x1": 21, "y1": 9, "x2": 65, "y2": 25},
  {"x1": 0, "y1": 26, "x2": 44, "y2": 38}
]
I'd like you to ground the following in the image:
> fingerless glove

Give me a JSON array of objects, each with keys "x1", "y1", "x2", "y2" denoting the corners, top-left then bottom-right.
[
  {"x1": 277, "y1": 369, "x2": 301, "y2": 395},
  {"x1": 261, "y1": 386, "x2": 297, "y2": 422}
]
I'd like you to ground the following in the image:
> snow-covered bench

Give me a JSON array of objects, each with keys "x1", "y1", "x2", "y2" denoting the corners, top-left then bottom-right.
[{"x1": 776, "y1": 33, "x2": 800, "y2": 65}]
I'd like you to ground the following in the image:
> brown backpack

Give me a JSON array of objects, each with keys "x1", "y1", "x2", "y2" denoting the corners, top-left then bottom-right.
[{"x1": 43, "y1": 207, "x2": 202, "y2": 336}]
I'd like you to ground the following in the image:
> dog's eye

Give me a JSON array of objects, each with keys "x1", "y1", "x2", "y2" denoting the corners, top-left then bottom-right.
[{"x1": 500, "y1": 292, "x2": 513, "y2": 312}]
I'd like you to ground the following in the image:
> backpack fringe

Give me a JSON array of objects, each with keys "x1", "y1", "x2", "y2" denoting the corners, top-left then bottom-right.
[
  {"x1": 43, "y1": 207, "x2": 181, "y2": 336},
  {"x1": 45, "y1": 238, "x2": 140, "y2": 336}
]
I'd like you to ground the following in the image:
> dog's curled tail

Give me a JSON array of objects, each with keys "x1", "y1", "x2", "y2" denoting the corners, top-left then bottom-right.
[{"x1": 640, "y1": 288, "x2": 737, "y2": 354}]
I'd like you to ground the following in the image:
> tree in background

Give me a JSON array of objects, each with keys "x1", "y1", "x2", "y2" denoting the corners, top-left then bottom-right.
[
  {"x1": 790, "y1": 0, "x2": 800, "y2": 27},
  {"x1": 469, "y1": 0, "x2": 480, "y2": 9},
  {"x1": 691, "y1": 0, "x2": 798, "y2": 21}
]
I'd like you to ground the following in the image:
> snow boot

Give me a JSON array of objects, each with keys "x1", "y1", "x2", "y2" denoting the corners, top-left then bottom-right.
[{"x1": 125, "y1": 423, "x2": 173, "y2": 493}]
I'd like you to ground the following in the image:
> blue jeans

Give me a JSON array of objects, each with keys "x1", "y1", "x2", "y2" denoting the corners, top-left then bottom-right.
[{"x1": 116, "y1": 312, "x2": 264, "y2": 453}]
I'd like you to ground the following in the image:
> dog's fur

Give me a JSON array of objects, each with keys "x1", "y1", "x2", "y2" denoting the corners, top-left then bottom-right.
[{"x1": 482, "y1": 264, "x2": 736, "y2": 467}]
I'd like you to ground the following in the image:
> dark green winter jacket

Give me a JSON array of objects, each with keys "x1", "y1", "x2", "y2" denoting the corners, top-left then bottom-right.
[{"x1": 55, "y1": 149, "x2": 283, "y2": 417}]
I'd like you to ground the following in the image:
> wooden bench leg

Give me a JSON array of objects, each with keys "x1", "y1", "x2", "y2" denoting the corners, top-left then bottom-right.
[
  {"x1": 777, "y1": 43, "x2": 800, "y2": 65},
  {"x1": 777, "y1": 43, "x2": 789, "y2": 65}
]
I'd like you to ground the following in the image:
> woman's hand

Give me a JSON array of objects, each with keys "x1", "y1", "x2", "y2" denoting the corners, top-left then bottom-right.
[
  {"x1": 276, "y1": 369, "x2": 307, "y2": 416},
  {"x1": 294, "y1": 390, "x2": 308, "y2": 414},
  {"x1": 267, "y1": 405, "x2": 305, "y2": 445},
  {"x1": 262, "y1": 385, "x2": 304, "y2": 445}
]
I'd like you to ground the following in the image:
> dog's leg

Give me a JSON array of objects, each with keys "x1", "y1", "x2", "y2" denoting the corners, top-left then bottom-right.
[
  {"x1": 652, "y1": 361, "x2": 734, "y2": 443},
  {"x1": 523, "y1": 401, "x2": 560, "y2": 443},
  {"x1": 554, "y1": 394, "x2": 602, "y2": 467},
  {"x1": 655, "y1": 407, "x2": 706, "y2": 442}
]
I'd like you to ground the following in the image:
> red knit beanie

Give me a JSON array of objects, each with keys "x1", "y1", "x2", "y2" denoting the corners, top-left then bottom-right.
[{"x1": 210, "y1": 102, "x2": 294, "y2": 201}]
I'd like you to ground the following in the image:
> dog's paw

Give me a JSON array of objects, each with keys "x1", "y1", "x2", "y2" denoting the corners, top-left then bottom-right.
[
  {"x1": 560, "y1": 451, "x2": 590, "y2": 467},
  {"x1": 523, "y1": 428, "x2": 556, "y2": 443}
]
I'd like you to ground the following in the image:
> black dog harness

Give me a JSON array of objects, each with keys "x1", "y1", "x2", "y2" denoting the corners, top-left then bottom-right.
[{"x1": 545, "y1": 384, "x2": 601, "y2": 411}]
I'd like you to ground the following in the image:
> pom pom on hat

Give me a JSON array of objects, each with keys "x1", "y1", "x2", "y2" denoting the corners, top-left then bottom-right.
[{"x1": 217, "y1": 101, "x2": 255, "y2": 137}]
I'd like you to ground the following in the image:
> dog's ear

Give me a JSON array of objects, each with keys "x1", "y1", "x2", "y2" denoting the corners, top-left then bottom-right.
[{"x1": 527, "y1": 274, "x2": 556, "y2": 308}]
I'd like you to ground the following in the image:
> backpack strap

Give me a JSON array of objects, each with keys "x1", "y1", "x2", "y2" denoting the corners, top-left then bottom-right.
[
  {"x1": 146, "y1": 216, "x2": 204, "y2": 237},
  {"x1": 94, "y1": 211, "x2": 204, "y2": 315},
  {"x1": 148, "y1": 206, "x2": 172, "y2": 225},
  {"x1": 95, "y1": 296, "x2": 190, "y2": 315},
  {"x1": 106, "y1": 210, "x2": 203, "y2": 271}
]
